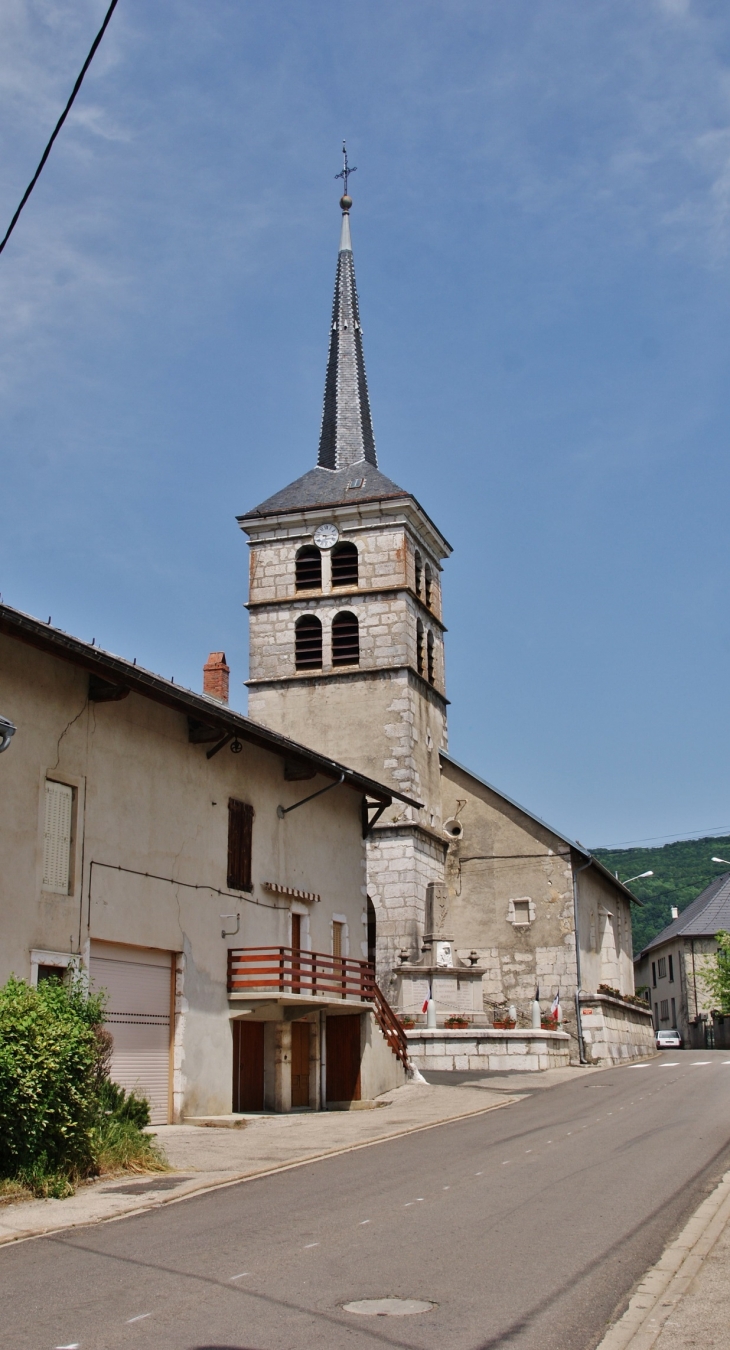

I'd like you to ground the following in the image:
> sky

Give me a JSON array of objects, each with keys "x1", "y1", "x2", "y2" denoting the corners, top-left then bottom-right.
[{"x1": 1, "y1": 0, "x2": 730, "y2": 849}]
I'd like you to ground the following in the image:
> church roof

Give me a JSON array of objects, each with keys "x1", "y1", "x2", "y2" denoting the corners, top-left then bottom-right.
[
  {"x1": 636, "y1": 871, "x2": 730, "y2": 957},
  {"x1": 440, "y1": 751, "x2": 643, "y2": 907},
  {"x1": 240, "y1": 462, "x2": 409, "y2": 519},
  {"x1": 243, "y1": 196, "x2": 407, "y2": 520},
  {"x1": 317, "y1": 209, "x2": 377, "y2": 472}
]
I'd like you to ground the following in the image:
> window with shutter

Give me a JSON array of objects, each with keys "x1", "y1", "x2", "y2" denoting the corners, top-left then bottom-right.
[
  {"x1": 228, "y1": 798, "x2": 253, "y2": 891},
  {"x1": 43, "y1": 780, "x2": 74, "y2": 894}
]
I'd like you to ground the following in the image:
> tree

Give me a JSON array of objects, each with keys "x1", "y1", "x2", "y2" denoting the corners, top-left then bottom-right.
[{"x1": 701, "y1": 931, "x2": 730, "y2": 1014}]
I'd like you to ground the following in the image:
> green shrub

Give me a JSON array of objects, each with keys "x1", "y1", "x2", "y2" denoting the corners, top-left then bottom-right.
[
  {"x1": 0, "y1": 976, "x2": 168, "y2": 1194},
  {"x1": 0, "y1": 976, "x2": 103, "y2": 1185}
]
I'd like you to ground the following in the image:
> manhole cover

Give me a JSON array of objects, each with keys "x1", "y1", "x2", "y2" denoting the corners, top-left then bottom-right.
[{"x1": 343, "y1": 1299, "x2": 436, "y2": 1317}]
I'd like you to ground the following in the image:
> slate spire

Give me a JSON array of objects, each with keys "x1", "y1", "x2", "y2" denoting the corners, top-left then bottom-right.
[{"x1": 317, "y1": 190, "x2": 377, "y2": 471}]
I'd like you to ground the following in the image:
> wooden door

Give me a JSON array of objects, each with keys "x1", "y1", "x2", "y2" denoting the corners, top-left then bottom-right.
[
  {"x1": 291, "y1": 1021, "x2": 311, "y2": 1108},
  {"x1": 326, "y1": 1014, "x2": 361, "y2": 1104},
  {"x1": 233, "y1": 1020, "x2": 264, "y2": 1112}
]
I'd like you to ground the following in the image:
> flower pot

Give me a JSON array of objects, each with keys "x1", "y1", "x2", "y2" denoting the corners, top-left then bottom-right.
[{"x1": 493, "y1": 1020, "x2": 516, "y2": 1030}]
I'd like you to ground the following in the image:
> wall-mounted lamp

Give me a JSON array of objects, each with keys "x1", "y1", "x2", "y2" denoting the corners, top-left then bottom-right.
[{"x1": 0, "y1": 715, "x2": 16, "y2": 753}]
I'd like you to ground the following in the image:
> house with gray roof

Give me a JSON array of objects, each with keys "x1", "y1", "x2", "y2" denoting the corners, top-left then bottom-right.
[{"x1": 634, "y1": 871, "x2": 730, "y2": 1048}]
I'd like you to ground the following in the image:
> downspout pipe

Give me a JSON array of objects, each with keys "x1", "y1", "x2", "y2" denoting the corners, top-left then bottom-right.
[{"x1": 572, "y1": 857, "x2": 593, "y2": 1065}]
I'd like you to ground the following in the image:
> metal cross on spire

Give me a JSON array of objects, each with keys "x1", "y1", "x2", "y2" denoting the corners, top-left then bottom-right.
[{"x1": 335, "y1": 141, "x2": 357, "y2": 199}]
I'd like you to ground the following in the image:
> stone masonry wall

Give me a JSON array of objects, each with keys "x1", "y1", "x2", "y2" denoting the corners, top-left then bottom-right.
[{"x1": 366, "y1": 823, "x2": 447, "y2": 997}]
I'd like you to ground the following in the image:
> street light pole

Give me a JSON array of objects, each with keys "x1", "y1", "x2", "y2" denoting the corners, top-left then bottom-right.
[{"x1": 622, "y1": 870, "x2": 653, "y2": 886}]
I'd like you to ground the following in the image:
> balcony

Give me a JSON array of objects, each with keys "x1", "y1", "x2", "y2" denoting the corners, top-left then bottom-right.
[
  {"x1": 227, "y1": 946, "x2": 409, "y2": 1070},
  {"x1": 228, "y1": 946, "x2": 375, "y2": 1003}
]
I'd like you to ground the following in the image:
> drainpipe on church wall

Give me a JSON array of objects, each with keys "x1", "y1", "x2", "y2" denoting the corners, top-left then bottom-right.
[{"x1": 572, "y1": 858, "x2": 593, "y2": 1066}]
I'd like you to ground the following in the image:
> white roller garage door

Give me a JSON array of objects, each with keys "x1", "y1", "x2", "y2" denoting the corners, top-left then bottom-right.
[{"x1": 90, "y1": 948, "x2": 172, "y2": 1125}]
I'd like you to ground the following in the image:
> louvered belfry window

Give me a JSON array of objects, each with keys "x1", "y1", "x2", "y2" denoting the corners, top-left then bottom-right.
[
  {"x1": 416, "y1": 619, "x2": 424, "y2": 676},
  {"x1": 427, "y1": 630, "x2": 435, "y2": 685},
  {"x1": 332, "y1": 611, "x2": 360, "y2": 666},
  {"x1": 295, "y1": 546, "x2": 322, "y2": 591},
  {"x1": 424, "y1": 563, "x2": 433, "y2": 608},
  {"x1": 228, "y1": 798, "x2": 253, "y2": 892},
  {"x1": 43, "y1": 780, "x2": 74, "y2": 893},
  {"x1": 295, "y1": 615, "x2": 323, "y2": 669},
  {"x1": 414, "y1": 551, "x2": 423, "y2": 597},
  {"x1": 331, "y1": 542, "x2": 358, "y2": 587}
]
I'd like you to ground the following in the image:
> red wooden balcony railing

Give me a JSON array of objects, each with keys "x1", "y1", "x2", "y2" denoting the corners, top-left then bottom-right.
[
  {"x1": 227, "y1": 946, "x2": 410, "y2": 1070},
  {"x1": 228, "y1": 946, "x2": 375, "y2": 1001}
]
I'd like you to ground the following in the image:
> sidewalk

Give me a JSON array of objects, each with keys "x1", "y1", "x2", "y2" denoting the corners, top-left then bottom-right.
[
  {"x1": 0, "y1": 1076, "x2": 534, "y2": 1246},
  {"x1": 596, "y1": 1168, "x2": 730, "y2": 1350}
]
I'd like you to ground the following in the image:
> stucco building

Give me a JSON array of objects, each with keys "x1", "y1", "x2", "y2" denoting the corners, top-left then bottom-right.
[
  {"x1": 238, "y1": 186, "x2": 654, "y2": 1066},
  {"x1": 634, "y1": 870, "x2": 730, "y2": 1050},
  {"x1": 0, "y1": 603, "x2": 410, "y2": 1122}
]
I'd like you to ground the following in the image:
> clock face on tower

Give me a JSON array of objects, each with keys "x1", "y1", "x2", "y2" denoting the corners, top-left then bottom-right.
[{"x1": 313, "y1": 523, "x2": 339, "y2": 550}]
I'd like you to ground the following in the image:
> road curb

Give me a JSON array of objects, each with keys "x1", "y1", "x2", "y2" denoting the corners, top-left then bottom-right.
[
  {"x1": 595, "y1": 1168, "x2": 730, "y2": 1350},
  {"x1": 0, "y1": 1095, "x2": 519, "y2": 1248}
]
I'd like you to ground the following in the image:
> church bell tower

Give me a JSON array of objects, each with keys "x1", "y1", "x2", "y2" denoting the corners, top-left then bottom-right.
[{"x1": 237, "y1": 159, "x2": 452, "y2": 984}]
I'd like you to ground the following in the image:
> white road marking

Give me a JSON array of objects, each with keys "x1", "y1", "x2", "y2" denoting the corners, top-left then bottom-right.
[
  {"x1": 443, "y1": 1186, "x2": 450, "y2": 1189},
  {"x1": 723, "y1": 1061, "x2": 730, "y2": 1065},
  {"x1": 525, "y1": 1149, "x2": 532, "y2": 1153},
  {"x1": 404, "y1": 1202, "x2": 413, "y2": 1207},
  {"x1": 567, "y1": 1132, "x2": 572, "y2": 1136},
  {"x1": 229, "y1": 1273, "x2": 250, "y2": 1280},
  {"x1": 304, "y1": 1242, "x2": 320, "y2": 1248},
  {"x1": 692, "y1": 1061, "x2": 712, "y2": 1066},
  {"x1": 126, "y1": 1314, "x2": 151, "y2": 1323},
  {"x1": 360, "y1": 1219, "x2": 371, "y2": 1224},
  {"x1": 630, "y1": 1064, "x2": 650, "y2": 1069},
  {"x1": 502, "y1": 1161, "x2": 510, "y2": 1165},
  {"x1": 660, "y1": 1062, "x2": 680, "y2": 1067},
  {"x1": 55, "y1": 1344, "x2": 80, "y2": 1348}
]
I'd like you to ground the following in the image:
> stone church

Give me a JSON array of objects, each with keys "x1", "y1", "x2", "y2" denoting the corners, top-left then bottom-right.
[{"x1": 238, "y1": 187, "x2": 653, "y2": 1065}]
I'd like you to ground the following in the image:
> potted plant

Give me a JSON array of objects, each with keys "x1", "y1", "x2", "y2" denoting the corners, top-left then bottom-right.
[
  {"x1": 493, "y1": 1016, "x2": 516, "y2": 1029},
  {"x1": 445, "y1": 1014, "x2": 470, "y2": 1028},
  {"x1": 399, "y1": 1014, "x2": 416, "y2": 1029}
]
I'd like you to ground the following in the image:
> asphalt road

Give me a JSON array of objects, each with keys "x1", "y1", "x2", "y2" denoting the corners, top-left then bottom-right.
[{"x1": 4, "y1": 1051, "x2": 730, "y2": 1350}]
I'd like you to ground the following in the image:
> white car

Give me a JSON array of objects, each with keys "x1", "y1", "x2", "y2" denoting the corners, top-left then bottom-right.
[{"x1": 656, "y1": 1028, "x2": 683, "y2": 1049}]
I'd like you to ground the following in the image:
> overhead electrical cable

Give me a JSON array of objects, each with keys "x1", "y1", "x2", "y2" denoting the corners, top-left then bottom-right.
[{"x1": 0, "y1": 0, "x2": 120, "y2": 258}]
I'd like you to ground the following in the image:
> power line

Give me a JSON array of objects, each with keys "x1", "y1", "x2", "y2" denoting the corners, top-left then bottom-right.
[
  {"x1": 0, "y1": 0, "x2": 120, "y2": 258},
  {"x1": 592, "y1": 827, "x2": 730, "y2": 851}
]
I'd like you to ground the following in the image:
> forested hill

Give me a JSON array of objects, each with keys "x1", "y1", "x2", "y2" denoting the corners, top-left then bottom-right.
[{"x1": 590, "y1": 835, "x2": 730, "y2": 956}]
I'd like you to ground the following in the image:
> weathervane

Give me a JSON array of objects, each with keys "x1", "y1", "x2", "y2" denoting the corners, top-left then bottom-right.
[{"x1": 335, "y1": 141, "x2": 357, "y2": 204}]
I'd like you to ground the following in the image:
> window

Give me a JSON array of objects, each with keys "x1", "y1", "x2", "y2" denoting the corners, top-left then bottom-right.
[
  {"x1": 416, "y1": 619, "x2": 424, "y2": 676},
  {"x1": 414, "y1": 551, "x2": 422, "y2": 597},
  {"x1": 671, "y1": 997, "x2": 676, "y2": 1026},
  {"x1": 332, "y1": 611, "x2": 359, "y2": 666},
  {"x1": 427, "y1": 630, "x2": 435, "y2": 685},
  {"x1": 424, "y1": 563, "x2": 433, "y2": 608},
  {"x1": 331, "y1": 542, "x2": 358, "y2": 587},
  {"x1": 508, "y1": 897, "x2": 534, "y2": 925},
  {"x1": 228, "y1": 798, "x2": 253, "y2": 892},
  {"x1": 668, "y1": 954, "x2": 674, "y2": 983},
  {"x1": 652, "y1": 961, "x2": 657, "y2": 988},
  {"x1": 658, "y1": 957, "x2": 666, "y2": 979},
  {"x1": 654, "y1": 1002, "x2": 659, "y2": 1029},
  {"x1": 43, "y1": 780, "x2": 74, "y2": 894},
  {"x1": 660, "y1": 999, "x2": 669, "y2": 1022},
  {"x1": 295, "y1": 546, "x2": 322, "y2": 591},
  {"x1": 295, "y1": 615, "x2": 322, "y2": 669}
]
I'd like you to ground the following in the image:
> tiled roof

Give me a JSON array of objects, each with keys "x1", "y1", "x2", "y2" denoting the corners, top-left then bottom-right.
[
  {"x1": 317, "y1": 210, "x2": 377, "y2": 472},
  {"x1": 239, "y1": 463, "x2": 409, "y2": 520},
  {"x1": 637, "y1": 871, "x2": 730, "y2": 956}
]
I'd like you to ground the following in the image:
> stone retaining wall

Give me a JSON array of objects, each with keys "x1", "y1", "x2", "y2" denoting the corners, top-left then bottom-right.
[
  {"x1": 579, "y1": 993, "x2": 655, "y2": 1064},
  {"x1": 405, "y1": 1027, "x2": 571, "y2": 1073}
]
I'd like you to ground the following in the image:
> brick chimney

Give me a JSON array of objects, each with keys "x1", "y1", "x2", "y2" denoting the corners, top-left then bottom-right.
[{"x1": 203, "y1": 652, "x2": 230, "y2": 704}]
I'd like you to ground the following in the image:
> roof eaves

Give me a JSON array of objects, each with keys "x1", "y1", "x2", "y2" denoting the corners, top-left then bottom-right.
[
  {"x1": 439, "y1": 751, "x2": 642, "y2": 905},
  {"x1": 0, "y1": 604, "x2": 420, "y2": 810}
]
